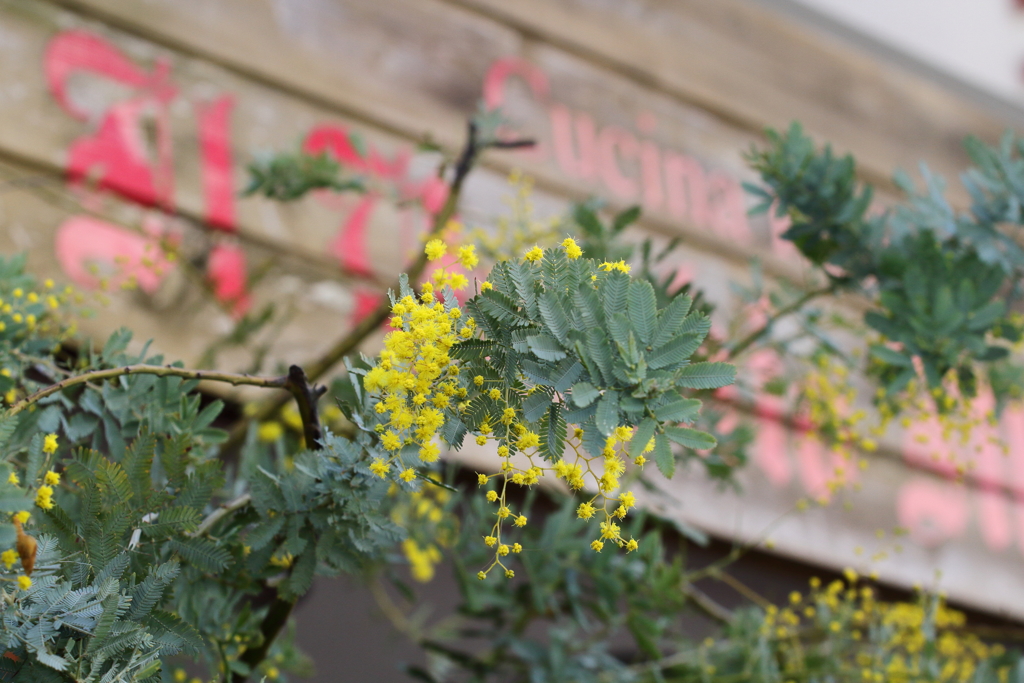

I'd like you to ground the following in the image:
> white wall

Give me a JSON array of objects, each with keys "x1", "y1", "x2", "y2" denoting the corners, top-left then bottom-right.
[{"x1": 789, "y1": 0, "x2": 1024, "y2": 106}]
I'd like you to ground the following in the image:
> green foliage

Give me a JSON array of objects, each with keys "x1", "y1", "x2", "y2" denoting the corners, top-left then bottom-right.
[
  {"x1": 213, "y1": 432, "x2": 402, "y2": 601},
  {"x1": 0, "y1": 536, "x2": 197, "y2": 683},
  {"x1": 243, "y1": 150, "x2": 364, "y2": 202},
  {"x1": 413, "y1": 492, "x2": 692, "y2": 683},
  {"x1": 455, "y1": 247, "x2": 732, "y2": 476},
  {"x1": 571, "y1": 201, "x2": 714, "y2": 313},
  {"x1": 0, "y1": 258, "x2": 412, "y2": 681},
  {"x1": 747, "y1": 123, "x2": 1024, "y2": 403}
]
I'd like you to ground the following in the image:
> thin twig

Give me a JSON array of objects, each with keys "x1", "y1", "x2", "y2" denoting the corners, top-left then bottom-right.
[
  {"x1": 726, "y1": 284, "x2": 837, "y2": 359},
  {"x1": 192, "y1": 493, "x2": 252, "y2": 537},
  {"x1": 715, "y1": 570, "x2": 772, "y2": 609},
  {"x1": 682, "y1": 584, "x2": 733, "y2": 623},
  {"x1": 10, "y1": 364, "x2": 288, "y2": 415}
]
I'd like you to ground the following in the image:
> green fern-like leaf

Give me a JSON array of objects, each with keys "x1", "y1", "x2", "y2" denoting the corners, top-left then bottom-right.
[
  {"x1": 674, "y1": 362, "x2": 736, "y2": 389},
  {"x1": 538, "y1": 291, "x2": 572, "y2": 344},
  {"x1": 165, "y1": 538, "x2": 230, "y2": 574},
  {"x1": 540, "y1": 404, "x2": 567, "y2": 461},
  {"x1": 647, "y1": 334, "x2": 703, "y2": 370},
  {"x1": 651, "y1": 294, "x2": 693, "y2": 348},
  {"x1": 664, "y1": 426, "x2": 717, "y2": 450},
  {"x1": 627, "y1": 280, "x2": 657, "y2": 345},
  {"x1": 652, "y1": 433, "x2": 674, "y2": 478},
  {"x1": 654, "y1": 397, "x2": 702, "y2": 424},
  {"x1": 596, "y1": 391, "x2": 621, "y2": 436},
  {"x1": 628, "y1": 418, "x2": 658, "y2": 459},
  {"x1": 478, "y1": 291, "x2": 531, "y2": 327},
  {"x1": 522, "y1": 390, "x2": 553, "y2": 424},
  {"x1": 126, "y1": 561, "x2": 179, "y2": 621},
  {"x1": 527, "y1": 333, "x2": 566, "y2": 361}
]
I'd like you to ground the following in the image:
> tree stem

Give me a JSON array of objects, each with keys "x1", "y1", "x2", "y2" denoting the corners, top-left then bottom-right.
[{"x1": 231, "y1": 366, "x2": 324, "y2": 683}]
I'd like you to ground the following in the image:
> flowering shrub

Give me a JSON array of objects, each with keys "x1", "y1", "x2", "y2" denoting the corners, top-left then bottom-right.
[
  {"x1": 357, "y1": 238, "x2": 728, "y2": 577},
  {"x1": 0, "y1": 115, "x2": 1020, "y2": 683}
]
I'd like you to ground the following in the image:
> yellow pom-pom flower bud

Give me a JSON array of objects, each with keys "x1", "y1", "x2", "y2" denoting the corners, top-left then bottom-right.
[
  {"x1": 0, "y1": 549, "x2": 17, "y2": 569},
  {"x1": 561, "y1": 237, "x2": 582, "y2": 259},
  {"x1": 425, "y1": 239, "x2": 447, "y2": 261},
  {"x1": 257, "y1": 422, "x2": 283, "y2": 443},
  {"x1": 523, "y1": 246, "x2": 543, "y2": 262}
]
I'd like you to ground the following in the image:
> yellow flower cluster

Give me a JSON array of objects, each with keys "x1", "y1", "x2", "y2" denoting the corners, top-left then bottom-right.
[
  {"x1": 363, "y1": 248, "x2": 473, "y2": 479},
  {"x1": 35, "y1": 485, "x2": 54, "y2": 510},
  {"x1": 749, "y1": 573, "x2": 1002, "y2": 683},
  {"x1": 268, "y1": 553, "x2": 293, "y2": 568},
  {"x1": 0, "y1": 511, "x2": 34, "y2": 591},
  {"x1": 257, "y1": 421, "x2": 284, "y2": 443},
  {"x1": 369, "y1": 232, "x2": 644, "y2": 580},
  {"x1": 599, "y1": 260, "x2": 631, "y2": 274},
  {"x1": 561, "y1": 237, "x2": 583, "y2": 260},
  {"x1": 472, "y1": 243, "x2": 643, "y2": 579},
  {"x1": 402, "y1": 539, "x2": 442, "y2": 583},
  {"x1": 558, "y1": 425, "x2": 644, "y2": 551},
  {"x1": 0, "y1": 280, "x2": 74, "y2": 349},
  {"x1": 0, "y1": 280, "x2": 81, "y2": 405},
  {"x1": 425, "y1": 239, "x2": 477, "y2": 292},
  {"x1": 390, "y1": 475, "x2": 457, "y2": 583},
  {"x1": 884, "y1": 373, "x2": 1000, "y2": 481}
]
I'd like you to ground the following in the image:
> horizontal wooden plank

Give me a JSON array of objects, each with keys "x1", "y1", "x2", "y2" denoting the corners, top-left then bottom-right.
[
  {"x1": 0, "y1": 0, "x2": 460, "y2": 281},
  {"x1": 55, "y1": 0, "x2": 1014, "y2": 202},
  {"x1": 41, "y1": 0, "x2": 849, "y2": 279},
  {"x1": 445, "y1": 0, "x2": 1019, "y2": 204},
  {"x1": 0, "y1": 157, "x2": 390, "y2": 372}
]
